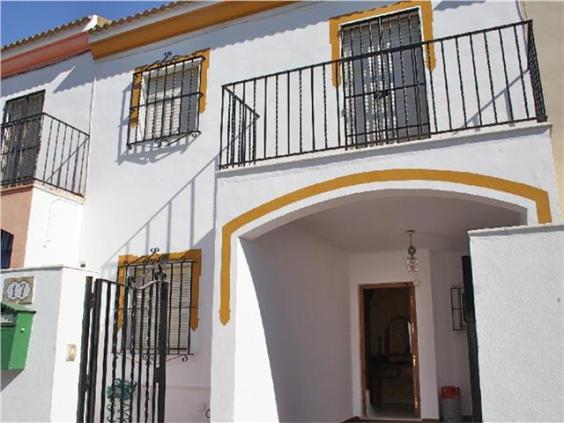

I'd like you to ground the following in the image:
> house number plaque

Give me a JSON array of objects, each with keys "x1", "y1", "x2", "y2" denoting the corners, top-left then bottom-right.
[{"x1": 3, "y1": 276, "x2": 34, "y2": 304}]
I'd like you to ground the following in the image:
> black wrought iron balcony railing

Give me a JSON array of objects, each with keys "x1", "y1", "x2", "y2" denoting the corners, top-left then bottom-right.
[
  {"x1": 219, "y1": 20, "x2": 546, "y2": 169},
  {"x1": 1, "y1": 113, "x2": 90, "y2": 196}
]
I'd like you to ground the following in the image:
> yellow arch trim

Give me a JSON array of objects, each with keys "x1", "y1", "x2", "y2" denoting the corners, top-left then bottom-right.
[
  {"x1": 329, "y1": 0, "x2": 435, "y2": 87},
  {"x1": 219, "y1": 169, "x2": 552, "y2": 324}
]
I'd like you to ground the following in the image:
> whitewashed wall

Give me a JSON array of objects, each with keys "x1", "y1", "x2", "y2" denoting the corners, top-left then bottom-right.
[
  {"x1": 24, "y1": 186, "x2": 83, "y2": 267},
  {"x1": 0, "y1": 53, "x2": 94, "y2": 134},
  {"x1": 234, "y1": 223, "x2": 351, "y2": 422},
  {"x1": 0, "y1": 266, "x2": 95, "y2": 423},
  {"x1": 430, "y1": 251, "x2": 472, "y2": 416},
  {"x1": 469, "y1": 224, "x2": 564, "y2": 422}
]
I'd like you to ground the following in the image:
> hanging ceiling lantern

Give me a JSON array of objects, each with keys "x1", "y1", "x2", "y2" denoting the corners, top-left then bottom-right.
[{"x1": 406, "y1": 230, "x2": 420, "y2": 287}]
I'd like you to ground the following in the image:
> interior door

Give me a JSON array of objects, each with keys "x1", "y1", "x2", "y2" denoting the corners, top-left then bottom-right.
[{"x1": 340, "y1": 9, "x2": 430, "y2": 146}]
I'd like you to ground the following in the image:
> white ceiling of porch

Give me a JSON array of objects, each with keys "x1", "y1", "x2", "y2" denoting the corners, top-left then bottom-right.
[{"x1": 292, "y1": 195, "x2": 523, "y2": 253}]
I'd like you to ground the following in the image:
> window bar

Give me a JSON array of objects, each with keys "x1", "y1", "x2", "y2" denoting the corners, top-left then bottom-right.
[
  {"x1": 186, "y1": 62, "x2": 195, "y2": 137},
  {"x1": 119, "y1": 285, "x2": 129, "y2": 423},
  {"x1": 440, "y1": 40, "x2": 453, "y2": 131},
  {"x1": 150, "y1": 282, "x2": 160, "y2": 422},
  {"x1": 386, "y1": 19, "x2": 399, "y2": 141},
  {"x1": 243, "y1": 85, "x2": 249, "y2": 165},
  {"x1": 85, "y1": 280, "x2": 102, "y2": 423},
  {"x1": 64, "y1": 128, "x2": 75, "y2": 190},
  {"x1": 498, "y1": 29, "x2": 514, "y2": 122},
  {"x1": 263, "y1": 77, "x2": 268, "y2": 159},
  {"x1": 344, "y1": 30, "x2": 356, "y2": 146},
  {"x1": 144, "y1": 283, "x2": 153, "y2": 423},
  {"x1": 299, "y1": 70, "x2": 303, "y2": 152},
  {"x1": 142, "y1": 69, "x2": 153, "y2": 143},
  {"x1": 513, "y1": 26, "x2": 530, "y2": 119},
  {"x1": 187, "y1": 261, "x2": 194, "y2": 356},
  {"x1": 177, "y1": 261, "x2": 184, "y2": 353},
  {"x1": 455, "y1": 37, "x2": 468, "y2": 128},
  {"x1": 178, "y1": 61, "x2": 187, "y2": 137},
  {"x1": 407, "y1": 13, "x2": 422, "y2": 140},
  {"x1": 136, "y1": 288, "x2": 146, "y2": 421},
  {"x1": 57, "y1": 121, "x2": 68, "y2": 186},
  {"x1": 367, "y1": 22, "x2": 381, "y2": 144},
  {"x1": 226, "y1": 88, "x2": 233, "y2": 166},
  {"x1": 150, "y1": 68, "x2": 162, "y2": 141},
  {"x1": 528, "y1": 22, "x2": 546, "y2": 122},
  {"x1": 483, "y1": 31, "x2": 498, "y2": 123},
  {"x1": 70, "y1": 131, "x2": 81, "y2": 193},
  {"x1": 339, "y1": 59, "x2": 349, "y2": 147},
  {"x1": 219, "y1": 87, "x2": 225, "y2": 167},
  {"x1": 78, "y1": 133, "x2": 88, "y2": 195},
  {"x1": 335, "y1": 61, "x2": 342, "y2": 147},
  {"x1": 128, "y1": 283, "x2": 138, "y2": 423},
  {"x1": 109, "y1": 282, "x2": 121, "y2": 423},
  {"x1": 397, "y1": 16, "x2": 410, "y2": 139},
  {"x1": 160, "y1": 64, "x2": 169, "y2": 140},
  {"x1": 310, "y1": 66, "x2": 316, "y2": 151},
  {"x1": 167, "y1": 263, "x2": 173, "y2": 354},
  {"x1": 275, "y1": 74, "x2": 279, "y2": 156},
  {"x1": 168, "y1": 62, "x2": 178, "y2": 137},
  {"x1": 287, "y1": 72, "x2": 291, "y2": 155},
  {"x1": 469, "y1": 34, "x2": 483, "y2": 127},
  {"x1": 50, "y1": 120, "x2": 61, "y2": 185},
  {"x1": 238, "y1": 88, "x2": 244, "y2": 163},
  {"x1": 356, "y1": 26, "x2": 369, "y2": 146},
  {"x1": 251, "y1": 80, "x2": 257, "y2": 163},
  {"x1": 98, "y1": 282, "x2": 112, "y2": 423},
  {"x1": 322, "y1": 64, "x2": 328, "y2": 149},
  {"x1": 377, "y1": 22, "x2": 390, "y2": 142}
]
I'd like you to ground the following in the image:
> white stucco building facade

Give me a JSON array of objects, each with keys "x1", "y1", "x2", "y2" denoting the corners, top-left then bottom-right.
[{"x1": 1, "y1": 1, "x2": 563, "y2": 422}]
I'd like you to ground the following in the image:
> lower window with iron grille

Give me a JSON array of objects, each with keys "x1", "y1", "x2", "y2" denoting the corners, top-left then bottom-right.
[{"x1": 121, "y1": 251, "x2": 199, "y2": 358}]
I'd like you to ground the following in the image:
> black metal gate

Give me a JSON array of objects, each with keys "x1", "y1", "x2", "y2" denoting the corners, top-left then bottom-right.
[{"x1": 77, "y1": 266, "x2": 169, "y2": 422}]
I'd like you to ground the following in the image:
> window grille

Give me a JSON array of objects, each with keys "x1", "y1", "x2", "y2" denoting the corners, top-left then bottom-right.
[
  {"x1": 127, "y1": 55, "x2": 204, "y2": 147},
  {"x1": 1, "y1": 91, "x2": 45, "y2": 185},
  {"x1": 1, "y1": 229, "x2": 14, "y2": 269},
  {"x1": 121, "y1": 251, "x2": 198, "y2": 357},
  {"x1": 340, "y1": 9, "x2": 430, "y2": 144},
  {"x1": 450, "y1": 286, "x2": 466, "y2": 331}
]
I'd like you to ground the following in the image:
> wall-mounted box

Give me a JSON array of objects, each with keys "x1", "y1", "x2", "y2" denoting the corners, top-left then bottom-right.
[{"x1": 1, "y1": 302, "x2": 36, "y2": 370}]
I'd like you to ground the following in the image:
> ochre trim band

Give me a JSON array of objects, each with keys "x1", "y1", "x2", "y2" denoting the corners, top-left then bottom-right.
[{"x1": 219, "y1": 169, "x2": 552, "y2": 324}]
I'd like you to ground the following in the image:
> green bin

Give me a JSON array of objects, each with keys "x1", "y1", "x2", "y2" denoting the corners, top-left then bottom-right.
[{"x1": 1, "y1": 302, "x2": 36, "y2": 370}]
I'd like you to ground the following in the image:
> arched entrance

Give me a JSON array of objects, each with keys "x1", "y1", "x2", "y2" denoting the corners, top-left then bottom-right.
[{"x1": 225, "y1": 180, "x2": 539, "y2": 421}]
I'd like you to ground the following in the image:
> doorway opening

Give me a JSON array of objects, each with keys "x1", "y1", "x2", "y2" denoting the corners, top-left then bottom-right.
[{"x1": 360, "y1": 284, "x2": 419, "y2": 420}]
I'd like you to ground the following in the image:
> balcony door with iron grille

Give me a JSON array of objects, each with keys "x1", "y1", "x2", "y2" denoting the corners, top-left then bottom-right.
[
  {"x1": 1, "y1": 91, "x2": 45, "y2": 186},
  {"x1": 341, "y1": 9, "x2": 430, "y2": 146}
]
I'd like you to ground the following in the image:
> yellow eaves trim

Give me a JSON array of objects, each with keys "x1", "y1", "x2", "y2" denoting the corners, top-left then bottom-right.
[{"x1": 90, "y1": 1, "x2": 294, "y2": 59}]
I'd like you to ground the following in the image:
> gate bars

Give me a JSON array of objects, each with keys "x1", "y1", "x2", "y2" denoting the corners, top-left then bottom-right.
[{"x1": 77, "y1": 275, "x2": 169, "y2": 423}]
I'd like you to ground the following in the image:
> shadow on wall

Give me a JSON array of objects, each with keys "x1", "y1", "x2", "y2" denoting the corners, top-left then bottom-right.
[
  {"x1": 240, "y1": 223, "x2": 352, "y2": 422},
  {"x1": 96, "y1": 154, "x2": 218, "y2": 278},
  {"x1": 0, "y1": 370, "x2": 22, "y2": 390},
  {"x1": 434, "y1": 0, "x2": 485, "y2": 11}
]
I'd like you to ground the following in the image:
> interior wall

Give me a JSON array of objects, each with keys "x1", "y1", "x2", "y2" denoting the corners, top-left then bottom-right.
[
  {"x1": 348, "y1": 250, "x2": 439, "y2": 419},
  {"x1": 430, "y1": 251, "x2": 472, "y2": 416},
  {"x1": 235, "y1": 223, "x2": 352, "y2": 422}
]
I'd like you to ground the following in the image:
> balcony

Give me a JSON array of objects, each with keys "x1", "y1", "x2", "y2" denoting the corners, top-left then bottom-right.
[
  {"x1": 219, "y1": 20, "x2": 546, "y2": 169},
  {"x1": 0, "y1": 113, "x2": 90, "y2": 196}
]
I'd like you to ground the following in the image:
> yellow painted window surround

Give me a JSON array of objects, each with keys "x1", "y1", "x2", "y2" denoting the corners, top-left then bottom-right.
[
  {"x1": 328, "y1": 0, "x2": 435, "y2": 86},
  {"x1": 117, "y1": 249, "x2": 202, "y2": 332},
  {"x1": 128, "y1": 49, "x2": 210, "y2": 129}
]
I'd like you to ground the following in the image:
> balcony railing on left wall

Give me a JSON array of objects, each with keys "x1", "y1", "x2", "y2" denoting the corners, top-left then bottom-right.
[{"x1": 0, "y1": 113, "x2": 90, "y2": 196}]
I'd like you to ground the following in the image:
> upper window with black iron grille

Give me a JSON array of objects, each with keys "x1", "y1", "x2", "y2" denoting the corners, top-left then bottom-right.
[
  {"x1": 127, "y1": 54, "x2": 204, "y2": 147},
  {"x1": 121, "y1": 250, "x2": 200, "y2": 358}
]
